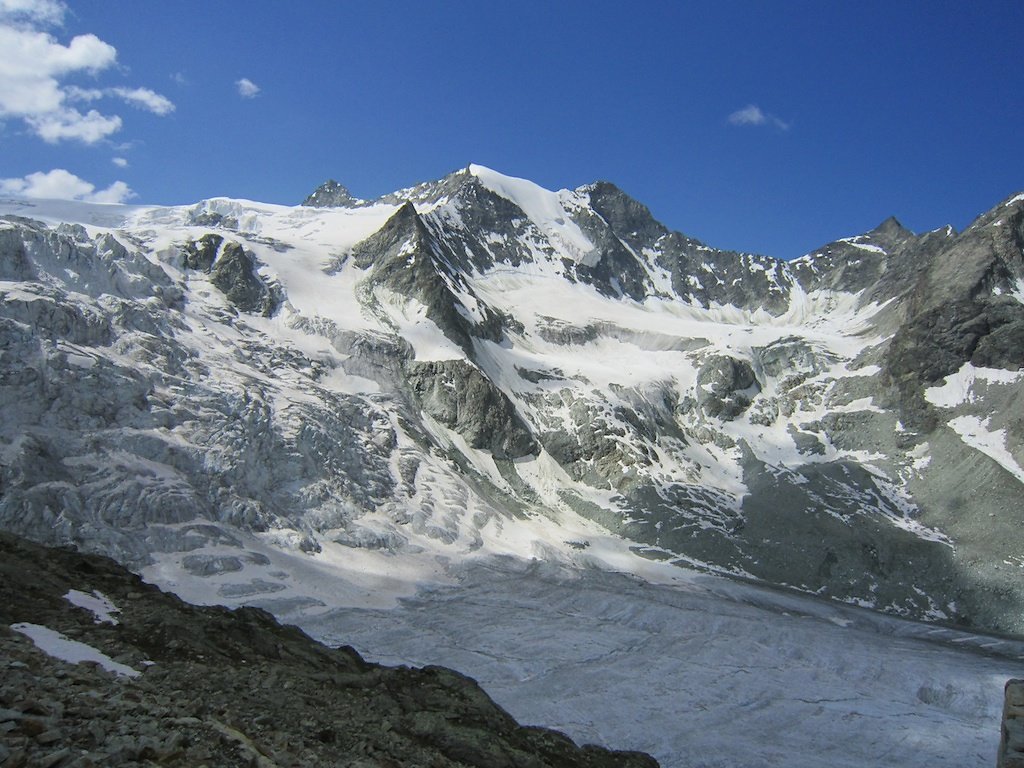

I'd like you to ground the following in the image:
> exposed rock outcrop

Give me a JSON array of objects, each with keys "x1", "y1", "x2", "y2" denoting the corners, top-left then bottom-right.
[
  {"x1": 695, "y1": 355, "x2": 760, "y2": 420},
  {"x1": 998, "y1": 679, "x2": 1024, "y2": 768},
  {"x1": 0, "y1": 532, "x2": 659, "y2": 768},
  {"x1": 1, "y1": 172, "x2": 1024, "y2": 636},
  {"x1": 302, "y1": 179, "x2": 361, "y2": 208},
  {"x1": 406, "y1": 359, "x2": 537, "y2": 459},
  {"x1": 209, "y1": 241, "x2": 278, "y2": 316}
]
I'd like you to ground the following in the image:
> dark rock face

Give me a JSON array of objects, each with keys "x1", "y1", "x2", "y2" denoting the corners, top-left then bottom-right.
[
  {"x1": 536, "y1": 395, "x2": 659, "y2": 489},
  {"x1": 182, "y1": 233, "x2": 222, "y2": 272},
  {"x1": 664, "y1": 241, "x2": 795, "y2": 315},
  {"x1": 419, "y1": 172, "x2": 551, "y2": 275},
  {"x1": 974, "y1": 309, "x2": 1024, "y2": 369},
  {"x1": 182, "y1": 236, "x2": 278, "y2": 315},
  {"x1": 302, "y1": 179, "x2": 360, "y2": 208},
  {"x1": 209, "y1": 241, "x2": 278, "y2": 316},
  {"x1": 406, "y1": 359, "x2": 537, "y2": 459},
  {"x1": 696, "y1": 355, "x2": 760, "y2": 420},
  {"x1": 180, "y1": 553, "x2": 244, "y2": 576},
  {"x1": 581, "y1": 181, "x2": 787, "y2": 309},
  {"x1": 585, "y1": 181, "x2": 668, "y2": 252},
  {"x1": 0, "y1": 532, "x2": 659, "y2": 768},
  {"x1": 999, "y1": 679, "x2": 1024, "y2": 768},
  {"x1": 886, "y1": 297, "x2": 1024, "y2": 384},
  {"x1": 879, "y1": 195, "x2": 1024, "y2": 429},
  {"x1": 356, "y1": 201, "x2": 512, "y2": 354},
  {"x1": 0, "y1": 219, "x2": 41, "y2": 281},
  {"x1": 791, "y1": 217, "x2": 917, "y2": 297}
]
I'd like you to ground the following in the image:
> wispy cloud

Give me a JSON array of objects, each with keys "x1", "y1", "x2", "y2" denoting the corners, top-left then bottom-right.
[
  {"x1": 0, "y1": 0, "x2": 174, "y2": 143},
  {"x1": 66, "y1": 85, "x2": 175, "y2": 116},
  {"x1": 236, "y1": 77, "x2": 260, "y2": 98},
  {"x1": 0, "y1": 168, "x2": 134, "y2": 203},
  {"x1": 727, "y1": 104, "x2": 790, "y2": 131},
  {"x1": 111, "y1": 156, "x2": 128, "y2": 168},
  {"x1": 109, "y1": 87, "x2": 174, "y2": 115}
]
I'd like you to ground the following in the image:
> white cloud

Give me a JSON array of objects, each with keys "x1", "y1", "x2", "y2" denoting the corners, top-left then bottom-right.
[
  {"x1": 87, "y1": 179, "x2": 131, "y2": 203},
  {"x1": 27, "y1": 108, "x2": 122, "y2": 143},
  {"x1": 110, "y1": 86, "x2": 174, "y2": 115},
  {"x1": 0, "y1": 27, "x2": 115, "y2": 114},
  {"x1": 727, "y1": 104, "x2": 790, "y2": 131},
  {"x1": 728, "y1": 104, "x2": 767, "y2": 126},
  {"x1": 236, "y1": 77, "x2": 260, "y2": 98},
  {"x1": 0, "y1": 3, "x2": 174, "y2": 143},
  {"x1": 0, "y1": 0, "x2": 66, "y2": 25},
  {"x1": 68, "y1": 85, "x2": 175, "y2": 116},
  {"x1": 64, "y1": 85, "x2": 102, "y2": 102},
  {"x1": 0, "y1": 168, "x2": 134, "y2": 203},
  {"x1": 111, "y1": 156, "x2": 127, "y2": 167}
]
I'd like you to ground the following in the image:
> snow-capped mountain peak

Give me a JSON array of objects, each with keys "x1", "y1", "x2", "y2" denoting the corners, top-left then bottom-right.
[
  {"x1": 0, "y1": 167, "x2": 1022, "y2": 640},
  {"x1": 466, "y1": 163, "x2": 598, "y2": 265}
]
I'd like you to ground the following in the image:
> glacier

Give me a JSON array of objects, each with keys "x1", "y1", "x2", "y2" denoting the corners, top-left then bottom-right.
[{"x1": 1, "y1": 163, "x2": 1023, "y2": 765}]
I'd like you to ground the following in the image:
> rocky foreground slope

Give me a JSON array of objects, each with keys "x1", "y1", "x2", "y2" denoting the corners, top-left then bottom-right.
[
  {"x1": 0, "y1": 166, "x2": 1021, "y2": 633},
  {"x1": 0, "y1": 532, "x2": 657, "y2": 768}
]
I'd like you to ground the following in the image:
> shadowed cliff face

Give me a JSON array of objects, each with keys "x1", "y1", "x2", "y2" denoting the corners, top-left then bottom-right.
[
  {"x1": 0, "y1": 173, "x2": 1022, "y2": 634},
  {"x1": 999, "y1": 679, "x2": 1024, "y2": 768},
  {"x1": 0, "y1": 532, "x2": 658, "y2": 768}
]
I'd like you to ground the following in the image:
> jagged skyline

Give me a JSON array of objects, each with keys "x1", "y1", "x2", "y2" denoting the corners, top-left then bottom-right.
[
  {"x1": 1, "y1": 0, "x2": 1022, "y2": 259},
  {"x1": 1, "y1": 164, "x2": 1022, "y2": 767}
]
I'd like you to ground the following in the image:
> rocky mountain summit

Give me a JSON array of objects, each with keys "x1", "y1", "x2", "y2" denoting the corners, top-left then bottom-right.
[
  {"x1": 0, "y1": 167, "x2": 1021, "y2": 636},
  {"x1": 0, "y1": 531, "x2": 658, "y2": 767},
  {"x1": 303, "y1": 180, "x2": 363, "y2": 209}
]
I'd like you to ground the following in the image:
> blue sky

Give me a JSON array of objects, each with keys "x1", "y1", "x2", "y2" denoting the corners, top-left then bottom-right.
[{"x1": 1, "y1": 0, "x2": 1022, "y2": 259}]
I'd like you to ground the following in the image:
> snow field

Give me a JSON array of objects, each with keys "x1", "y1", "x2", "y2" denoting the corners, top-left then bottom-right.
[{"x1": 11, "y1": 623, "x2": 141, "y2": 678}]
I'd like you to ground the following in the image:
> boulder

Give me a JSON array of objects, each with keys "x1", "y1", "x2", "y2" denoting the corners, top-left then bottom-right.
[{"x1": 998, "y1": 679, "x2": 1024, "y2": 768}]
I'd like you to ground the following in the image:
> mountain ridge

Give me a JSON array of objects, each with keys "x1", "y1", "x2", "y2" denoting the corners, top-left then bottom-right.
[{"x1": 0, "y1": 166, "x2": 1021, "y2": 634}]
